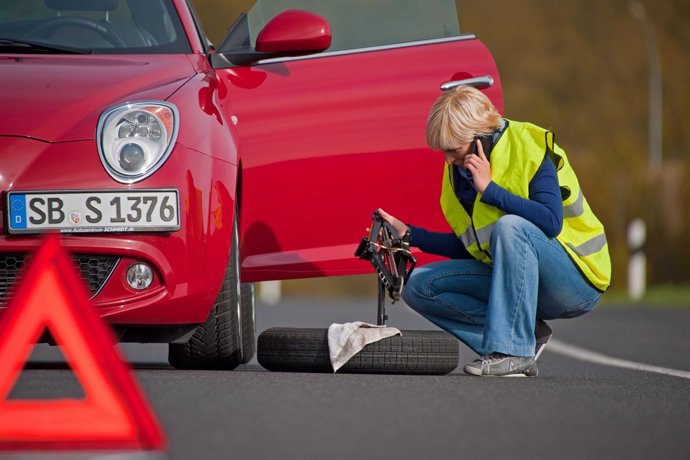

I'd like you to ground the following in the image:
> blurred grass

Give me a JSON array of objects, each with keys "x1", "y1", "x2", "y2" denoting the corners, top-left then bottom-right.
[
  {"x1": 600, "y1": 285, "x2": 690, "y2": 308},
  {"x1": 264, "y1": 277, "x2": 690, "y2": 309},
  {"x1": 279, "y1": 274, "x2": 379, "y2": 298}
]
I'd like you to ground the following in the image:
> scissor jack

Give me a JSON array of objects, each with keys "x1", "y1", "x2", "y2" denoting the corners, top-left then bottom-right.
[{"x1": 354, "y1": 210, "x2": 417, "y2": 325}]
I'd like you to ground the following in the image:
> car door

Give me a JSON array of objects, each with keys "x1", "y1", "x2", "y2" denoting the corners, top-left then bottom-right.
[{"x1": 213, "y1": 1, "x2": 503, "y2": 282}]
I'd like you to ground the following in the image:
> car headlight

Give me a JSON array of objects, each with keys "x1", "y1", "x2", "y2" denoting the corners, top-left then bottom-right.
[{"x1": 97, "y1": 101, "x2": 179, "y2": 183}]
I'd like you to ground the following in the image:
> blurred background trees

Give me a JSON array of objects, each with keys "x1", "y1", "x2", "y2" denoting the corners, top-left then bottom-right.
[
  {"x1": 193, "y1": 0, "x2": 690, "y2": 294},
  {"x1": 461, "y1": 0, "x2": 690, "y2": 291}
]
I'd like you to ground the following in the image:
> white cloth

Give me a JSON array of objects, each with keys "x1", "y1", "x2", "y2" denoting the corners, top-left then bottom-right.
[{"x1": 327, "y1": 321, "x2": 402, "y2": 372}]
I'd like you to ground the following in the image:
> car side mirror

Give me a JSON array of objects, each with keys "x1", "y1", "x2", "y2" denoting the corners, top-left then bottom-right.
[{"x1": 211, "y1": 9, "x2": 331, "y2": 68}]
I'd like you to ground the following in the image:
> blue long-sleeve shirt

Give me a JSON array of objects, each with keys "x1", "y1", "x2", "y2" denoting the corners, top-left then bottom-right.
[{"x1": 410, "y1": 138, "x2": 563, "y2": 260}]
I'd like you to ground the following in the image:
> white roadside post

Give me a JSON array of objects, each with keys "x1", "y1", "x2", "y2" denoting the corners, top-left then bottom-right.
[
  {"x1": 627, "y1": 218, "x2": 647, "y2": 301},
  {"x1": 259, "y1": 281, "x2": 282, "y2": 305}
]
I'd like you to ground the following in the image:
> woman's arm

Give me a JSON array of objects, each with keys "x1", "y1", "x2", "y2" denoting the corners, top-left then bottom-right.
[
  {"x1": 377, "y1": 208, "x2": 471, "y2": 259},
  {"x1": 409, "y1": 225, "x2": 472, "y2": 259},
  {"x1": 480, "y1": 156, "x2": 563, "y2": 237}
]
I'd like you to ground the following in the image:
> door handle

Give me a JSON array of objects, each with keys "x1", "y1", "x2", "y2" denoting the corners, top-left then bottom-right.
[{"x1": 440, "y1": 75, "x2": 494, "y2": 91}]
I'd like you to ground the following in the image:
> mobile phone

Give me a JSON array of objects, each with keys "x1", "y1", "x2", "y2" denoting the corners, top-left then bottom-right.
[{"x1": 469, "y1": 134, "x2": 493, "y2": 155}]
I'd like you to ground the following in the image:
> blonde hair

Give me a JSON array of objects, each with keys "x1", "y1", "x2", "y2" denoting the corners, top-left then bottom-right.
[{"x1": 426, "y1": 85, "x2": 503, "y2": 151}]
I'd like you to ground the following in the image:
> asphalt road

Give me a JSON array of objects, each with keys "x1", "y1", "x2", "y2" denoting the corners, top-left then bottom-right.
[{"x1": 12, "y1": 295, "x2": 690, "y2": 459}]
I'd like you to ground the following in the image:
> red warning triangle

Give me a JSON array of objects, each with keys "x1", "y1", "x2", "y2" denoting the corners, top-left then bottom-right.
[{"x1": 0, "y1": 235, "x2": 165, "y2": 451}]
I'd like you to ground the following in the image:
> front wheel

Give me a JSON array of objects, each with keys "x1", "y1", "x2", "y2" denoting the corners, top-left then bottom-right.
[{"x1": 168, "y1": 207, "x2": 254, "y2": 370}]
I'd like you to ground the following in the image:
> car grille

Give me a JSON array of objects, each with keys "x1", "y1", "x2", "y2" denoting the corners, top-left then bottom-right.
[{"x1": 0, "y1": 253, "x2": 119, "y2": 306}]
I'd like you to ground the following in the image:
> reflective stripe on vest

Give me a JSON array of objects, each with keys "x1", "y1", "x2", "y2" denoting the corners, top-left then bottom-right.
[
  {"x1": 566, "y1": 233, "x2": 607, "y2": 257},
  {"x1": 458, "y1": 223, "x2": 495, "y2": 248},
  {"x1": 563, "y1": 190, "x2": 584, "y2": 218}
]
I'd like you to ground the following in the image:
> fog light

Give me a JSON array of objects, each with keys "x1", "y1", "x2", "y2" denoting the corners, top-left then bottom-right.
[{"x1": 126, "y1": 263, "x2": 153, "y2": 290}]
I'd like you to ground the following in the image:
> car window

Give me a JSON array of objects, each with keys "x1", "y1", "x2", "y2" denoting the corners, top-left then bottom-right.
[
  {"x1": 0, "y1": 0, "x2": 191, "y2": 54},
  {"x1": 245, "y1": 0, "x2": 460, "y2": 52}
]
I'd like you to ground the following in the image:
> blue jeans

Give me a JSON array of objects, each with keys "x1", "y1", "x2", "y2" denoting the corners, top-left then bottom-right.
[{"x1": 402, "y1": 215, "x2": 602, "y2": 357}]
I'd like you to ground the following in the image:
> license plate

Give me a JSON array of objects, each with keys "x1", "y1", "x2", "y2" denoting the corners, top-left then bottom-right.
[{"x1": 6, "y1": 189, "x2": 180, "y2": 234}]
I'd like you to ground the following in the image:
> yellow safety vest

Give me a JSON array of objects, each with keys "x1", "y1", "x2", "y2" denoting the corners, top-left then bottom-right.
[{"x1": 440, "y1": 119, "x2": 611, "y2": 291}]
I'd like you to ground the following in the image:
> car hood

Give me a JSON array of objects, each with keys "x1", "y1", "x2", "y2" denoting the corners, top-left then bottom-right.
[{"x1": 0, "y1": 54, "x2": 196, "y2": 142}]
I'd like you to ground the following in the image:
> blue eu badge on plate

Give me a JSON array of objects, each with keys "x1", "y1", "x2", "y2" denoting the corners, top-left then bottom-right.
[{"x1": 9, "y1": 194, "x2": 27, "y2": 229}]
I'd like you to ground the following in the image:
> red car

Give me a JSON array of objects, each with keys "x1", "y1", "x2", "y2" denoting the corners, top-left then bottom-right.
[{"x1": 0, "y1": 0, "x2": 502, "y2": 369}]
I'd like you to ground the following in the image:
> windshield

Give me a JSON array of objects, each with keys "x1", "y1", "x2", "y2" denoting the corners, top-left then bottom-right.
[{"x1": 0, "y1": 0, "x2": 191, "y2": 54}]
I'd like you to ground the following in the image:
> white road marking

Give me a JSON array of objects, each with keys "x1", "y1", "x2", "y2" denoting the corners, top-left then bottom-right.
[{"x1": 547, "y1": 339, "x2": 690, "y2": 380}]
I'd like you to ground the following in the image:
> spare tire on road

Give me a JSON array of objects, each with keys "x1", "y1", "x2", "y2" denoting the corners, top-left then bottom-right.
[{"x1": 257, "y1": 327, "x2": 458, "y2": 374}]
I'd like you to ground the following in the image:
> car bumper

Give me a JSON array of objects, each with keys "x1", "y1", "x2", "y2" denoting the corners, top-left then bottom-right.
[{"x1": 0, "y1": 137, "x2": 236, "y2": 327}]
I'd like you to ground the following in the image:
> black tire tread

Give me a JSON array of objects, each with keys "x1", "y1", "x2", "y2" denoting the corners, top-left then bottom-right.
[
  {"x1": 168, "y1": 263, "x2": 242, "y2": 369},
  {"x1": 168, "y1": 210, "x2": 245, "y2": 370},
  {"x1": 257, "y1": 327, "x2": 458, "y2": 375}
]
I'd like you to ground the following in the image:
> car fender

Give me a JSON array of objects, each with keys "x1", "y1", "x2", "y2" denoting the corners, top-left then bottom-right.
[{"x1": 168, "y1": 67, "x2": 239, "y2": 166}]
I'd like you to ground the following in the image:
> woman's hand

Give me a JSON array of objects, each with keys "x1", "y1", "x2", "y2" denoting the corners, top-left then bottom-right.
[
  {"x1": 375, "y1": 208, "x2": 410, "y2": 238},
  {"x1": 463, "y1": 139, "x2": 492, "y2": 193}
]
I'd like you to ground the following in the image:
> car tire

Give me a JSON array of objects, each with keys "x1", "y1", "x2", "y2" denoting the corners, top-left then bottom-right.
[
  {"x1": 168, "y1": 208, "x2": 251, "y2": 370},
  {"x1": 257, "y1": 328, "x2": 459, "y2": 374}
]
